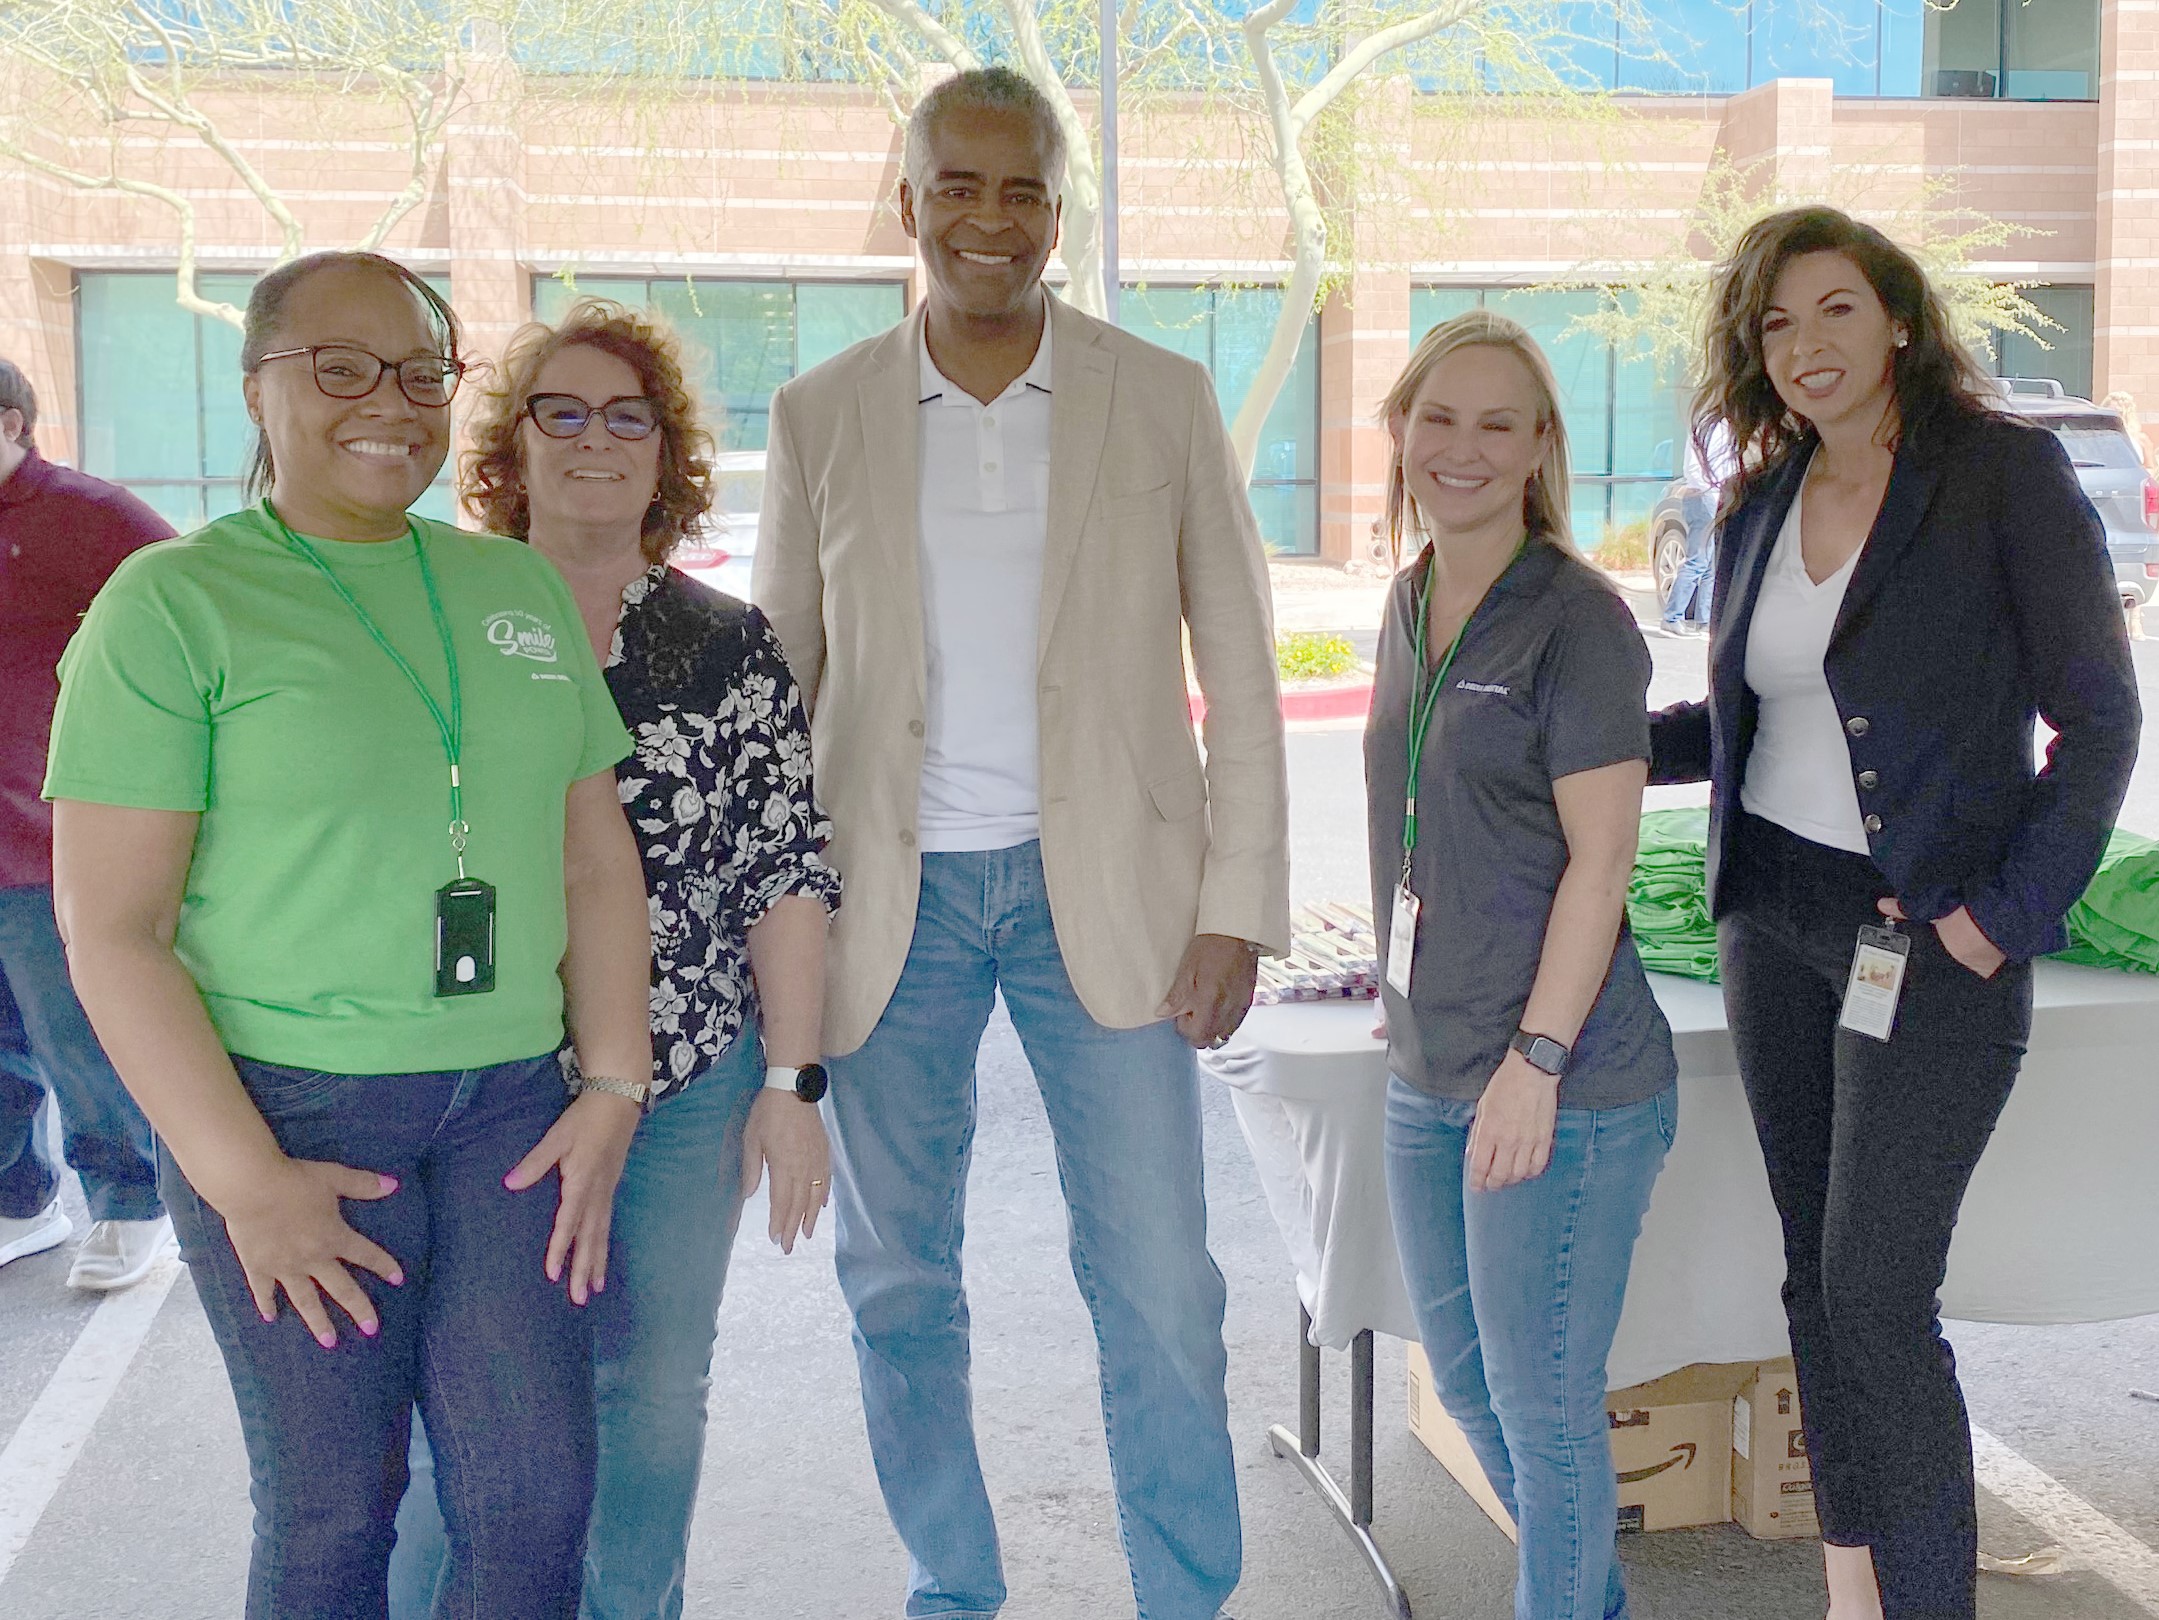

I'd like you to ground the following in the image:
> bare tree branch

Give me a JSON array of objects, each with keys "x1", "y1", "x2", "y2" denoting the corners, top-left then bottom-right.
[{"x1": 0, "y1": 140, "x2": 243, "y2": 328}]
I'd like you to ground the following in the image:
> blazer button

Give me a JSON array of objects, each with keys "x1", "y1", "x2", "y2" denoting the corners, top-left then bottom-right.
[
  {"x1": 1846, "y1": 716, "x2": 1870, "y2": 737},
  {"x1": 1857, "y1": 770, "x2": 1879, "y2": 790},
  {"x1": 909, "y1": 719, "x2": 925, "y2": 738},
  {"x1": 1863, "y1": 813, "x2": 1883, "y2": 834},
  {"x1": 899, "y1": 829, "x2": 915, "y2": 847}
]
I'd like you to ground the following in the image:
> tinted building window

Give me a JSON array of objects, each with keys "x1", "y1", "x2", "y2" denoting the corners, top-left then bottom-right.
[
  {"x1": 1119, "y1": 285, "x2": 1321, "y2": 556},
  {"x1": 1991, "y1": 285, "x2": 2096, "y2": 403},
  {"x1": 1409, "y1": 287, "x2": 1688, "y2": 547},
  {"x1": 76, "y1": 271, "x2": 456, "y2": 532},
  {"x1": 533, "y1": 275, "x2": 907, "y2": 449},
  {"x1": 1609, "y1": 0, "x2": 2093, "y2": 99}
]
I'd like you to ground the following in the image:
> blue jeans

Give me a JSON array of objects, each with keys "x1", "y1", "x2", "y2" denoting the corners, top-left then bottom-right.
[
  {"x1": 1662, "y1": 493, "x2": 1715, "y2": 628},
  {"x1": 826, "y1": 842, "x2": 1238, "y2": 1620},
  {"x1": 0, "y1": 884, "x2": 160, "y2": 1221},
  {"x1": 387, "y1": 1029, "x2": 767, "y2": 1620},
  {"x1": 163, "y1": 1052, "x2": 596, "y2": 1620},
  {"x1": 1385, "y1": 1078, "x2": 1678, "y2": 1620}
]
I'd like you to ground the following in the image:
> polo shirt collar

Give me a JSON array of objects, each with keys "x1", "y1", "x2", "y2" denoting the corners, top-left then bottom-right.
[
  {"x1": 0, "y1": 447, "x2": 54, "y2": 511},
  {"x1": 1404, "y1": 531, "x2": 1566, "y2": 601},
  {"x1": 918, "y1": 313, "x2": 1054, "y2": 408}
]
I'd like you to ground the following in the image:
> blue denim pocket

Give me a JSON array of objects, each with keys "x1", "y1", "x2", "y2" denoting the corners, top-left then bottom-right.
[
  {"x1": 1653, "y1": 1084, "x2": 1679, "y2": 1151},
  {"x1": 230, "y1": 1056, "x2": 349, "y2": 1114}
]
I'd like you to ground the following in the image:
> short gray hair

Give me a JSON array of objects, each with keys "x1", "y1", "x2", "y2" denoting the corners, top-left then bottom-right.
[{"x1": 903, "y1": 67, "x2": 1067, "y2": 196}]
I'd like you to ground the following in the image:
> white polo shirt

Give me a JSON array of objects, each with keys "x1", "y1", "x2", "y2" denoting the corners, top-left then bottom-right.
[{"x1": 914, "y1": 317, "x2": 1055, "y2": 853}]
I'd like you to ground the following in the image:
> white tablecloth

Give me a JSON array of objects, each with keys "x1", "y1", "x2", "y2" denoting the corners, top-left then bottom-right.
[{"x1": 1205, "y1": 962, "x2": 2159, "y2": 1390}]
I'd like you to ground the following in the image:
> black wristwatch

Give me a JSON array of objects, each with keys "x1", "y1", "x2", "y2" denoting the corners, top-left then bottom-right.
[
  {"x1": 1508, "y1": 1029, "x2": 1571, "y2": 1078},
  {"x1": 764, "y1": 1062, "x2": 830, "y2": 1104}
]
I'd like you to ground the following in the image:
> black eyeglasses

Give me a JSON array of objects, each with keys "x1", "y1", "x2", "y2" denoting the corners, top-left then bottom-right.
[
  {"x1": 255, "y1": 345, "x2": 465, "y2": 407},
  {"x1": 524, "y1": 393, "x2": 661, "y2": 441}
]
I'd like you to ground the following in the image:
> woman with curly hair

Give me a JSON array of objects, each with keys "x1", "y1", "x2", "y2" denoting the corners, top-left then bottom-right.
[
  {"x1": 392, "y1": 298, "x2": 839, "y2": 1620},
  {"x1": 1651, "y1": 207, "x2": 2137, "y2": 1619}
]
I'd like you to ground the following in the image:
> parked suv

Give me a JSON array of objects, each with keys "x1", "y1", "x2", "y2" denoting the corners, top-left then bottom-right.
[{"x1": 1648, "y1": 379, "x2": 2159, "y2": 612}]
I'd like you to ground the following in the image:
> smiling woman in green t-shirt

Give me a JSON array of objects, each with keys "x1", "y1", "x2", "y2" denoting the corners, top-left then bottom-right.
[{"x1": 43, "y1": 251, "x2": 651, "y2": 1619}]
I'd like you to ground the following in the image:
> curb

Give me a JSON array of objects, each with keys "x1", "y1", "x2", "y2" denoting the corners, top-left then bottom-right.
[{"x1": 1190, "y1": 681, "x2": 1374, "y2": 726}]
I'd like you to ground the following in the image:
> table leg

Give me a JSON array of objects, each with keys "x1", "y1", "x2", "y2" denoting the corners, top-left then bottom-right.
[
  {"x1": 1266, "y1": 1303, "x2": 1415, "y2": 1618},
  {"x1": 1352, "y1": 1328, "x2": 1376, "y2": 1527},
  {"x1": 1300, "y1": 1303, "x2": 1322, "y2": 1458}
]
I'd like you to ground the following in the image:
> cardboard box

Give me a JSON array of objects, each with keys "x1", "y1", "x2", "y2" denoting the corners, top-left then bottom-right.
[
  {"x1": 1406, "y1": 1342, "x2": 1516, "y2": 1541},
  {"x1": 1407, "y1": 1346, "x2": 1749, "y2": 1534},
  {"x1": 1606, "y1": 1361, "x2": 1753, "y2": 1531},
  {"x1": 1732, "y1": 1357, "x2": 1819, "y2": 1541}
]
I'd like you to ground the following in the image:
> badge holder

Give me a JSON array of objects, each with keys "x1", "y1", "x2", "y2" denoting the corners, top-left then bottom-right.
[
  {"x1": 433, "y1": 813, "x2": 496, "y2": 998},
  {"x1": 1838, "y1": 918, "x2": 1910, "y2": 1042}
]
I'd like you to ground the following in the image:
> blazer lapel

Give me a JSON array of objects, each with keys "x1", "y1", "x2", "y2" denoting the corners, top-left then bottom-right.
[
  {"x1": 857, "y1": 307, "x2": 929, "y2": 703},
  {"x1": 1830, "y1": 438, "x2": 1942, "y2": 650},
  {"x1": 1038, "y1": 297, "x2": 1115, "y2": 662}
]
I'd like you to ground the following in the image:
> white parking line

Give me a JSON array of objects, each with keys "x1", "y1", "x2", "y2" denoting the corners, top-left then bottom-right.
[
  {"x1": 1973, "y1": 1423, "x2": 2159, "y2": 1614},
  {"x1": 0, "y1": 1255, "x2": 182, "y2": 1586}
]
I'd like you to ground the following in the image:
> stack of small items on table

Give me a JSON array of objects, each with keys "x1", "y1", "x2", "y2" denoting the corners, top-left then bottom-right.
[{"x1": 1252, "y1": 901, "x2": 1380, "y2": 1005}]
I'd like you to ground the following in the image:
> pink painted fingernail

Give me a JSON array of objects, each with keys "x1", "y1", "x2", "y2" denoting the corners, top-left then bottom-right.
[
  {"x1": 388, "y1": 1271, "x2": 405, "y2": 1287},
  {"x1": 316, "y1": 1332, "x2": 337, "y2": 1350},
  {"x1": 259, "y1": 1310, "x2": 275, "y2": 1324},
  {"x1": 360, "y1": 1320, "x2": 379, "y2": 1338},
  {"x1": 378, "y1": 1175, "x2": 399, "y2": 1194}
]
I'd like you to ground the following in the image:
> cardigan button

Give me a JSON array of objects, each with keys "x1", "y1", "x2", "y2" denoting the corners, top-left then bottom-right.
[
  {"x1": 1857, "y1": 770, "x2": 1879, "y2": 790},
  {"x1": 1846, "y1": 715, "x2": 1870, "y2": 737},
  {"x1": 1863, "y1": 813, "x2": 1883, "y2": 834}
]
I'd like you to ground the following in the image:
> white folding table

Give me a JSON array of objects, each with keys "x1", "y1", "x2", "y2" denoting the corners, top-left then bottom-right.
[{"x1": 1203, "y1": 962, "x2": 2159, "y2": 1617}]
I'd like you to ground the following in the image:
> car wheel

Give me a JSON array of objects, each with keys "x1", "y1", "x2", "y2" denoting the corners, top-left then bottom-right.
[{"x1": 1653, "y1": 527, "x2": 1688, "y2": 611}]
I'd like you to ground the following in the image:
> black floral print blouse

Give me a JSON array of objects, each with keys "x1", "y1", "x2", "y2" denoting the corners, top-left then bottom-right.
[{"x1": 605, "y1": 564, "x2": 840, "y2": 1099}]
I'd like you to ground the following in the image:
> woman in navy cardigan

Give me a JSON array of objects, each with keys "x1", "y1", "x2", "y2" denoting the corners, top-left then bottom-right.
[{"x1": 1651, "y1": 207, "x2": 2138, "y2": 1620}]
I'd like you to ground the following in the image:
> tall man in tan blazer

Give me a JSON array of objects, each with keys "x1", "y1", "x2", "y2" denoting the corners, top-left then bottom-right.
[{"x1": 754, "y1": 66, "x2": 1289, "y2": 1620}]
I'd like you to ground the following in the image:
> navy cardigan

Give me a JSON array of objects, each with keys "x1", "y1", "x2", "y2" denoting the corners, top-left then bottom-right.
[{"x1": 1649, "y1": 408, "x2": 2141, "y2": 962}]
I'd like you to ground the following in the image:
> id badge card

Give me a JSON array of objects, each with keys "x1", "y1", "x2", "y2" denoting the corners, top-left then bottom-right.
[
  {"x1": 1385, "y1": 883, "x2": 1420, "y2": 999},
  {"x1": 434, "y1": 878, "x2": 497, "y2": 997},
  {"x1": 1838, "y1": 922, "x2": 1909, "y2": 1042}
]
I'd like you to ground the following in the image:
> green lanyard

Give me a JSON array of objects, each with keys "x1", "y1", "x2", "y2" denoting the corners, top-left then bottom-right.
[
  {"x1": 261, "y1": 500, "x2": 471, "y2": 878},
  {"x1": 1400, "y1": 538, "x2": 1525, "y2": 888}
]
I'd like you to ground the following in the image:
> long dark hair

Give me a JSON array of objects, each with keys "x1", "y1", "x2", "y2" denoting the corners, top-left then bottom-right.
[
  {"x1": 1695, "y1": 206, "x2": 1995, "y2": 513},
  {"x1": 239, "y1": 251, "x2": 462, "y2": 501}
]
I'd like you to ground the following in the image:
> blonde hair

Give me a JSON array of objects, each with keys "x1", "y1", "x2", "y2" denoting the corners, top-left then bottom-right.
[{"x1": 1379, "y1": 309, "x2": 1572, "y2": 562}]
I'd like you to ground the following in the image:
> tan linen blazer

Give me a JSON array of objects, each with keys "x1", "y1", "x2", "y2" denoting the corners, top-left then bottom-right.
[{"x1": 753, "y1": 296, "x2": 1292, "y2": 1056}]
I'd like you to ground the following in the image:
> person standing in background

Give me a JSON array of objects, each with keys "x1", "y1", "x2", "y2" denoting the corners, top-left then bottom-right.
[
  {"x1": 0, "y1": 357, "x2": 174, "y2": 1288},
  {"x1": 1657, "y1": 416, "x2": 1735, "y2": 639}
]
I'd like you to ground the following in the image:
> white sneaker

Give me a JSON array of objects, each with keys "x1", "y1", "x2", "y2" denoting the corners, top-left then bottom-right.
[
  {"x1": 0, "y1": 1199, "x2": 73, "y2": 1268},
  {"x1": 66, "y1": 1215, "x2": 173, "y2": 1291}
]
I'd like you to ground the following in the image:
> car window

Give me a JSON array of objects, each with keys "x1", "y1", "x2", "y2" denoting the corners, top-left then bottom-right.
[{"x1": 2051, "y1": 427, "x2": 2144, "y2": 471}]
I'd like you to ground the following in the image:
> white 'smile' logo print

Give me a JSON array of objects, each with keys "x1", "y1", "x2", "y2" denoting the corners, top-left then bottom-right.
[{"x1": 484, "y1": 610, "x2": 560, "y2": 663}]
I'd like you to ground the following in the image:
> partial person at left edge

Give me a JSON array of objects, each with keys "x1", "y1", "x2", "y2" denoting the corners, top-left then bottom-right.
[{"x1": 0, "y1": 356, "x2": 175, "y2": 1289}]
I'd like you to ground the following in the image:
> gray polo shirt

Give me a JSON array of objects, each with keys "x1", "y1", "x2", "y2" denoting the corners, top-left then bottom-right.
[{"x1": 1364, "y1": 537, "x2": 1676, "y2": 1110}]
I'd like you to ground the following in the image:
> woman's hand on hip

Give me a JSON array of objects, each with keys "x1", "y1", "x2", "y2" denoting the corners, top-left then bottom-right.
[
  {"x1": 221, "y1": 1157, "x2": 404, "y2": 1349},
  {"x1": 741, "y1": 1091, "x2": 831, "y2": 1255},
  {"x1": 1877, "y1": 898, "x2": 2007, "y2": 980},
  {"x1": 1467, "y1": 1053, "x2": 1560, "y2": 1193},
  {"x1": 505, "y1": 1089, "x2": 641, "y2": 1305}
]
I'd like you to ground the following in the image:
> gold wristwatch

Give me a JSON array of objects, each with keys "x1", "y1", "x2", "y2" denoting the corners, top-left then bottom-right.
[{"x1": 576, "y1": 1072, "x2": 652, "y2": 1110}]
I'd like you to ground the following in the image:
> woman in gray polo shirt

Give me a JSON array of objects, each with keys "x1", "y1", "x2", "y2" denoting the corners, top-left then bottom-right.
[{"x1": 1368, "y1": 311, "x2": 1678, "y2": 1620}]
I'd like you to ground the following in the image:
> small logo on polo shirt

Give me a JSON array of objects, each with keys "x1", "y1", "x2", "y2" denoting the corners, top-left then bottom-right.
[
  {"x1": 1456, "y1": 679, "x2": 1511, "y2": 695},
  {"x1": 484, "y1": 610, "x2": 560, "y2": 663}
]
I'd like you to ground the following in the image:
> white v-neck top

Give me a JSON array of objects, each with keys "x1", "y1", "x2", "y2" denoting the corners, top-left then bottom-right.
[{"x1": 1740, "y1": 484, "x2": 1871, "y2": 854}]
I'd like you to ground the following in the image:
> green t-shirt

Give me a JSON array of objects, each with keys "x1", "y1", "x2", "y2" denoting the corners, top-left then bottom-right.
[{"x1": 44, "y1": 506, "x2": 632, "y2": 1075}]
